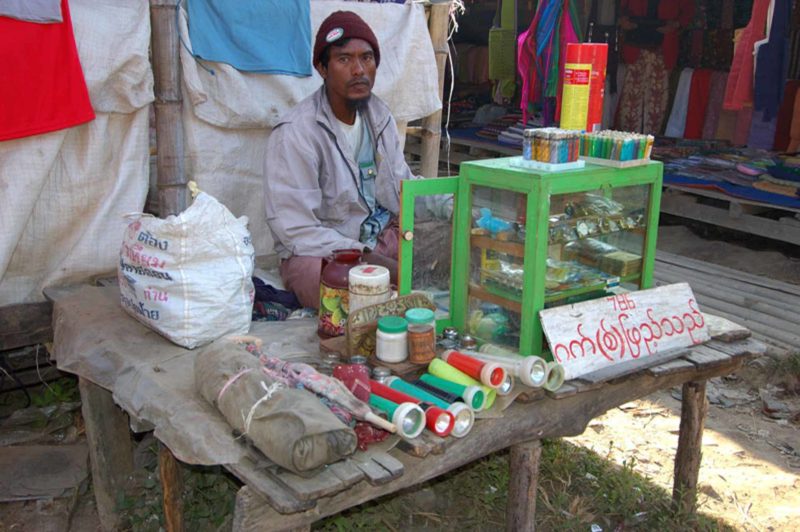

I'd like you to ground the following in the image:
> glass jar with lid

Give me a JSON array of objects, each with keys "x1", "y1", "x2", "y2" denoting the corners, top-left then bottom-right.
[
  {"x1": 405, "y1": 307, "x2": 436, "y2": 364},
  {"x1": 376, "y1": 316, "x2": 408, "y2": 363}
]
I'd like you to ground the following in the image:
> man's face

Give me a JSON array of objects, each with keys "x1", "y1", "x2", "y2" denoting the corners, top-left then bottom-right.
[{"x1": 317, "y1": 38, "x2": 376, "y2": 110}]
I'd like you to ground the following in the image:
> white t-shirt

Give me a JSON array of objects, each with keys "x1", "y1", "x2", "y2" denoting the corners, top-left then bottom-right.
[{"x1": 336, "y1": 111, "x2": 364, "y2": 162}]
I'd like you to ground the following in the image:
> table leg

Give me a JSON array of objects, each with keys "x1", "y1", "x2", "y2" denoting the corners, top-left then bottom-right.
[
  {"x1": 507, "y1": 439, "x2": 542, "y2": 532},
  {"x1": 159, "y1": 443, "x2": 185, "y2": 532},
  {"x1": 672, "y1": 379, "x2": 708, "y2": 513},
  {"x1": 79, "y1": 377, "x2": 134, "y2": 531}
]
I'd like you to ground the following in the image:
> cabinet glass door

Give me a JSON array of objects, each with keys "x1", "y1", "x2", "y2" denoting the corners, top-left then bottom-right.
[
  {"x1": 465, "y1": 184, "x2": 528, "y2": 352},
  {"x1": 398, "y1": 178, "x2": 459, "y2": 330},
  {"x1": 546, "y1": 184, "x2": 650, "y2": 308}
]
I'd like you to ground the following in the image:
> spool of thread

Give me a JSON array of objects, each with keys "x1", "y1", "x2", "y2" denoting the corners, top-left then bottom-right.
[
  {"x1": 368, "y1": 394, "x2": 425, "y2": 439},
  {"x1": 440, "y1": 350, "x2": 507, "y2": 389},
  {"x1": 418, "y1": 373, "x2": 486, "y2": 411},
  {"x1": 428, "y1": 358, "x2": 496, "y2": 409},
  {"x1": 384, "y1": 377, "x2": 474, "y2": 438},
  {"x1": 544, "y1": 361, "x2": 566, "y2": 392},
  {"x1": 468, "y1": 347, "x2": 549, "y2": 389},
  {"x1": 370, "y1": 380, "x2": 454, "y2": 437}
]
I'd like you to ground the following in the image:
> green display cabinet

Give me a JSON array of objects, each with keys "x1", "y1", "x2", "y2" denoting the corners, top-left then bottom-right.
[{"x1": 399, "y1": 157, "x2": 663, "y2": 358}]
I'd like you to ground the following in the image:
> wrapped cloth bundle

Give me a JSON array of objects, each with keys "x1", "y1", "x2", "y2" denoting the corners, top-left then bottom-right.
[{"x1": 194, "y1": 339, "x2": 357, "y2": 474}]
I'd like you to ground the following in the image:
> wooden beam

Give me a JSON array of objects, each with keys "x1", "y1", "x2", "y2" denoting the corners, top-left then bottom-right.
[
  {"x1": 419, "y1": 2, "x2": 450, "y2": 178},
  {"x1": 672, "y1": 380, "x2": 708, "y2": 514},
  {"x1": 0, "y1": 301, "x2": 53, "y2": 351},
  {"x1": 507, "y1": 440, "x2": 542, "y2": 532},
  {"x1": 79, "y1": 378, "x2": 134, "y2": 531},
  {"x1": 159, "y1": 443, "x2": 186, "y2": 532},
  {"x1": 150, "y1": 0, "x2": 188, "y2": 216}
]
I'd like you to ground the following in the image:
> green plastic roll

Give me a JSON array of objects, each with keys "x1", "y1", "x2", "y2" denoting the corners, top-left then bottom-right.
[
  {"x1": 419, "y1": 373, "x2": 486, "y2": 411},
  {"x1": 428, "y1": 358, "x2": 496, "y2": 408},
  {"x1": 385, "y1": 379, "x2": 449, "y2": 410}
]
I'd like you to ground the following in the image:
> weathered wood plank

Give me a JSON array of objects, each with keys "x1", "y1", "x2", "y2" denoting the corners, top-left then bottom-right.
[
  {"x1": 672, "y1": 380, "x2": 708, "y2": 513},
  {"x1": 648, "y1": 358, "x2": 696, "y2": 377},
  {"x1": 701, "y1": 313, "x2": 751, "y2": 343},
  {"x1": 682, "y1": 346, "x2": 731, "y2": 369},
  {"x1": 0, "y1": 302, "x2": 53, "y2": 351},
  {"x1": 159, "y1": 444, "x2": 185, "y2": 532},
  {"x1": 326, "y1": 460, "x2": 364, "y2": 490},
  {"x1": 226, "y1": 456, "x2": 314, "y2": 515},
  {"x1": 266, "y1": 465, "x2": 347, "y2": 502},
  {"x1": 706, "y1": 337, "x2": 766, "y2": 359},
  {"x1": 0, "y1": 364, "x2": 63, "y2": 392},
  {"x1": 370, "y1": 453, "x2": 404, "y2": 478},
  {"x1": 545, "y1": 382, "x2": 579, "y2": 399},
  {"x1": 506, "y1": 440, "x2": 542, "y2": 532},
  {"x1": 79, "y1": 378, "x2": 134, "y2": 531}
]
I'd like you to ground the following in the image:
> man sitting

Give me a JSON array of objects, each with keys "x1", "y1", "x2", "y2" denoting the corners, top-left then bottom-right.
[{"x1": 264, "y1": 11, "x2": 416, "y2": 308}]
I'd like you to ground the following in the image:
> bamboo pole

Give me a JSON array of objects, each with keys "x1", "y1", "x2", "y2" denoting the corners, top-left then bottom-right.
[
  {"x1": 419, "y1": 2, "x2": 451, "y2": 178},
  {"x1": 150, "y1": 0, "x2": 188, "y2": 217}
]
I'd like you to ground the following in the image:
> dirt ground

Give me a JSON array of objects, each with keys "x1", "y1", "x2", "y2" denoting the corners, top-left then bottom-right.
[{"x1": 567, "y1": 223, "x2": 800, "y2": 531}]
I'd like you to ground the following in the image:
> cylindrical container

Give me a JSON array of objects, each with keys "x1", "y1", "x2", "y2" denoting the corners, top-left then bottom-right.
[
  {"x1": 418, "y1": 373, "x2": 486, "y2": 411},
  {"x1": 368, "y1": 394, "x2": 425, "y2": 439},
  {"x1": 413, "y1": 380, "x2": 462, "y2": 405},
  {"x1": 318, "y1": 249, "x2": 362, "y2": 338},
  {"x1": 495, "y1": 373, "x2": 515, "y2": 396},
  {"x1": 318, "y1": 351, "x2": 342, "y2": 376},
  {"x1": 385, "y1": 377, "x2": 474, "y2": 438},
  {"x1": 544, "y1": 361, "x2": 565, "y2": 392},
  {"x1": 522, "y1": 129, "x2": 534, "y2": 161},
  {"x1": 375, "y1": 316, "x2": 408, "y2": 364},
  {"x1": 348, "y1": 264, "x2": 390, "y2": 313},
  {"x1": 370, "y1": 380, "x2": 454, "y2": 437},
  {"x1": 471, "y1": 346, "x2": 549, "y2": 388},
  {"x1": 372, "y1": 366, "x2": 392, "y2": 384},
  {"x1": 405, "y1": 308, "x2": 436, "y2": 364},
  {"x1": 459, "y1": 334, "x2": 477, "y2": 350},
  {"x1": 440, "y1": 350, "x2": 507, "y2": 389},
  {"x1": 428, "y1": 358, "x2": 496, "y2": 409}
]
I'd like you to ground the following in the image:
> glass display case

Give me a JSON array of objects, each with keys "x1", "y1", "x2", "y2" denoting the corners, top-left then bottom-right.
[{"x1": 400, "y1": 157, "x2": 662, "y2": 359}]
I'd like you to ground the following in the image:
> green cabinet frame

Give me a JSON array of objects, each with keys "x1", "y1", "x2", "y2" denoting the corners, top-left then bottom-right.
[{"x1": 400, "y1": 158, "x2": 663, "y2": 357}]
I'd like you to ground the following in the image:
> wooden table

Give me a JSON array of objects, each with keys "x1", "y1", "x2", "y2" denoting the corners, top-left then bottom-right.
[{"x1": 49, "y1": 286, "x2": 764, "y2": 532}]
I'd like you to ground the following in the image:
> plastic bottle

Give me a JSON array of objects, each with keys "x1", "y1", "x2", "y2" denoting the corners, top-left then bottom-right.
[
  {"x1": 405, "y1": 308, "x2": 436, "y2": 364},
  {"x1": 376, "y1": 316, "x2": 408, "y2": 364},
  {"x1": 318, "y1": 249, "x2": 362, "y2": 338},
  {"x1": 348, "y1": 264, "x2": 390, "y2": 313}
]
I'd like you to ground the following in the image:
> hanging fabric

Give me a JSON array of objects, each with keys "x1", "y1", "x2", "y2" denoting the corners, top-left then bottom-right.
[
  {"x1": 683, "y1": 69, "x2": 712, "y2": 139},
  {"x1": 663, "y1": 68, "x2": 694, "y2": 137},
  {"x1": 0, "y1": 0, "x2": 94, "y2": 142},
  {"x1": 517, "y1": 0, "x2": 583, "y2": 125},
  {"x1": 723, "y1": 0, "x2": 771, "y2": 111}
]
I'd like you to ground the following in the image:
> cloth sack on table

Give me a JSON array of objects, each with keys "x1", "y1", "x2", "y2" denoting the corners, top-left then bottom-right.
[
  {"x1": 194, "y1": 340, "x2": 357, "y2": 474},
  {"x1": 118, "y1": 191, "x2": 254, "y2": 349}
]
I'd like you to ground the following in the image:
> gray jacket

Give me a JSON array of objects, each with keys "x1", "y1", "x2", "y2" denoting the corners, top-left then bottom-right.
[{"x1": 264, "y1": 86, "x2": 416, "y2": 259}]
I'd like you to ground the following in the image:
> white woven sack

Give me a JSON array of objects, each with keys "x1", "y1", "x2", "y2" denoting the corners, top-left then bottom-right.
[{"x1": 118, "y1": 192, "x2": 255, "y2": 349}]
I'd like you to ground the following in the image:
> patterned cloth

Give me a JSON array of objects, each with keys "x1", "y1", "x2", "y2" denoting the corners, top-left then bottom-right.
[{"x1": 615, "y1": 49, "x2": 670, "y2": 134}]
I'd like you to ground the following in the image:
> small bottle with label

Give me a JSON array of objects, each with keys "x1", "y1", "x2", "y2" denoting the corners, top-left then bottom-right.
[
  {"x1": 376, "y1": 316, "x2": 408, "y2": 364},
  {"x1": 405, "y1": 308, "x2": 436, "y2": 364}
]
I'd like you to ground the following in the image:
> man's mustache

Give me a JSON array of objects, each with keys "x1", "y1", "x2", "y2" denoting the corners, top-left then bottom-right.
[{"x1": 347, "y1": 78, "x2": 371, "y2": 88}]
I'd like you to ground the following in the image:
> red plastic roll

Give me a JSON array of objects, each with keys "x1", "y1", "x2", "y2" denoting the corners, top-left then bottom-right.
[
  {"x1": 370, "y1": 380, "x2": 454, "y2": 437},
  {"x1": 440, "y1": 350, "x2": 507, "y2": 389}
]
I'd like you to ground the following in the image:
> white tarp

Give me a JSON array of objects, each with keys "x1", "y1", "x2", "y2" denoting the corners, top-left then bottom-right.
[
  {"x1": 179, "y1": 0, "x2": 442, "y2": 254},
  {"x1": 0, "y1": 0, "x2": 153, "y2": 305}
]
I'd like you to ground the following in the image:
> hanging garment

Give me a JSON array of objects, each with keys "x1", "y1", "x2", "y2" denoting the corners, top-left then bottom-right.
[
  {"x1": 619, "y1": 0, "x2": 695, "y2": 71},
  {"x1": 187, "y1": 0, "x2": 312, "y2": 76},
  {"x1": 723, "y1": 0, "x2": 771, "y2": 111},
  {"x1": 663, "y1": 68, "x2": 694, "y2": 137},
  {"x1": 0, "y1": 0, "x2": 62, "y2": 23},
  {"x1": 702, "y1": 71, "x2": 730, "y2": 140},
  {"x1": 732, "y1": 106, "x2": 754, "y2": 146},
  {"x1": 0, "y1": 0, "x2": 94, "y2": 142},
  {"x1": 602, "y1": 63, "x2": 626, "y2": 128},
  {"x1": 615, "y1": 49, "x2": 670, "y2": 134},
  {"x1": 773, "y1": 81, "x2": 800, "y2": 151},
  {"x1": 715, "y1": 110, "x2": 738, "y2": 142},
  {"x1": 748, "y1": 0, "x2": 791, "y2": 149},
  {"x1": 683, "y1": 69, "x2": 712, "y2": 139}
]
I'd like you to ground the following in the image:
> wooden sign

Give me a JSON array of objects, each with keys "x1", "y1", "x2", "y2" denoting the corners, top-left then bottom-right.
[{"x1": 539, "y1": 283, "x2": 709, "y2": 380}]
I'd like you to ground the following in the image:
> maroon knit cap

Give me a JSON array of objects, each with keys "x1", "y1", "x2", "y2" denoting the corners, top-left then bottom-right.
[{"x1": 313, "y1": 11, "x2": 380, "y2": 67}]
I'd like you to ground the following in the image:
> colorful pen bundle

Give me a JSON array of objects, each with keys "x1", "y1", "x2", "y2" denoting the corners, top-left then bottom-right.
[
  {"x1": 523, "y1": 128, "x2": 581, "y2": 164},
  {"x1": 580, "y1": 130, "x2": 654, "y2": 161}
]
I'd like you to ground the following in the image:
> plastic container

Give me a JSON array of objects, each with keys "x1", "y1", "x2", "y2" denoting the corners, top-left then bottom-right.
[
  {"x1": 405, "y1": 308, "x2": 436, "y2": 364},
  {"x1": 372, "y1": 366, "x2": 392, "y2": 384},
  {"x1": 318, "y1": 249, "x2": 362, "y2": 338},
  {"x1": 441, "y1": 349, "x2": 507, "y2": 389},
  {"x1": 348, "y1": 264, "x2": 391, "y2": 313},
  {"x1": 376, "y1": 316, "x2": 408, "y2": 364}
]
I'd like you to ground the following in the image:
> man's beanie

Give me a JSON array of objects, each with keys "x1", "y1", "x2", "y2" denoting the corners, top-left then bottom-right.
[{"x1": 313, "y1": 11, "x2": 381, "y2": 67}]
